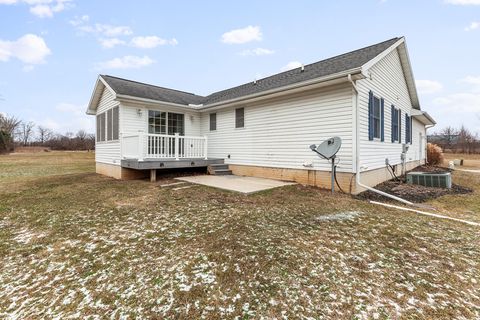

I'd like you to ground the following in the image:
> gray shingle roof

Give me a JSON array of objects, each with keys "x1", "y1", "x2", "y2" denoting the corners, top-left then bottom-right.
[
  {"x1": 101, "y1": 37, "x2": 400, "y2": 107},
  {"x1": 101, "y1": 75, "x2": 205, "y2": 105}
]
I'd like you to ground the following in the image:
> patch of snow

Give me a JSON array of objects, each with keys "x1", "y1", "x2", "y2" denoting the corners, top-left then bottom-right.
[{"x1": 316, "y1": 211, "x2": 362, "y2": 222}]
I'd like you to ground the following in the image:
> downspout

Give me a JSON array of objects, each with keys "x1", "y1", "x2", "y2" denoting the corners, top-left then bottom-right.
[{"x1": 347, "y1": 74, "x2": 413, "y2": 206}]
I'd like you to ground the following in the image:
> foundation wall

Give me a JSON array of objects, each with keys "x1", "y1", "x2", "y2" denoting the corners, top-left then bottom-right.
[
  {"x1": 230, "y1": 159, "x2": 423, "y2": 194},
  {"x1": 96, "y1": 162, "x2": 148, "y2": 180}
]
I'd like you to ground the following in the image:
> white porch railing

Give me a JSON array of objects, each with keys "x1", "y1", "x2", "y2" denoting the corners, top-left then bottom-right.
[{"x1": 121, "y1": 132, "x2": 208, "y2": 161}]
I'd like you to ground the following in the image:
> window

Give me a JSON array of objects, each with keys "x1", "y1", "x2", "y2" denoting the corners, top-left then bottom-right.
[
  {"x1": 210, "y1": 113, "x2": 216, "y2": 131},
  {"x1": 235, "y1": 107, "x2": 244, "y2": 128},
  {"x1": 148, "y1": 110, "x2": 166, "y2": 134},
  {"x1": 167, "y1": 112, "x2": 185, "y2": 135},
  {"x1": 391, "y1": 106, "x2": 401, "y2": 143},
  {"x1": 96, "y1": 112, "x2": 106, "y2": 142},
  {"x1": 368, "y1": 91, "x2": 384, "y2": 141},
  {"x1": 107, "y1": 109, "x2": 113, "y2": 141},
  {"x1": 112, "y1": 106, "x2": 119, "y2": 140},
  {"x1": 96, "y1": 107, "x2": 119, "y2": 143}
]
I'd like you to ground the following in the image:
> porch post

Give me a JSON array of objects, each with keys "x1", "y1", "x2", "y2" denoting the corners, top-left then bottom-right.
[
  {"x1": 204, "y1": 135, "x2": 208, "y2": 160},
  {"x1": 150, "y1": 169, "x2": 156, "y2": 182},
  {"x1": 174, "y1": 133, "x2": 180, "y2": 160},
  {"x1": 138, "y1": 131, "x2": 144, "y2": 161}
]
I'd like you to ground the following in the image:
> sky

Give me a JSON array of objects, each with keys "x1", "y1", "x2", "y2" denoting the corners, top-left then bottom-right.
[{"x1": 1, "y1": 0, "x2": 480, "y2": 135}]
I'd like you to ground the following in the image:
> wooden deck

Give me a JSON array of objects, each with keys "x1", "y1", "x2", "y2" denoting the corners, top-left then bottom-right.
[{"x1": 121, "y1": 158, "x2": 224, "y2": 170}]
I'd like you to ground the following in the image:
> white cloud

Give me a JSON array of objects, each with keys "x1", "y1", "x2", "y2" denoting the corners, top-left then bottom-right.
[
  {"x1": 95, "y1": 55, "x2": 155, "y2": 70},
  {"x1": 433, "y1": 92, "x2": 480, "y2": 113},
  {"x1": 82, "y1": 24, "x2": 133, "y2": 37},
  {"x1": 465, "y1": 21, "x2": 480, "y2": 31},
  {"x1": 445, "y1": 0, "x2": 480, "y2": 4},
  {"x1": 221, "y1": 26, "x2": 262, "y2": 44},
  {"x1": 130, "y1": 36, "x2": 177, "y2": 48},
  {"x1": 68, "y1": 14, "x2": 89, "y2": 26},
  {"x1": 416, "y1": 79, "x2": 443, "y2": 94},
  {"x1": 37, "y1": 102, "x2": 94, "y2": 133},
  {"x1": 99, "y1": 38, "x2": 126, "y2": 49},
  {"x1": 460, "y1": 75, "x2": 480, "y2": 92},
  {"x1": 71, "y1": 17, "x2": 133, "y2": 37},
  {"x1": 239, "y1": 48, "x2": 275, "y2": 56},
  {"x1": 280, "y1": 61, "x2": 302, "y2": 72},
  {"x1": 0, "y1": 34, "x2": 51, "y2": 64},
  {"x1": 0, "y1": 0, "x2": 72, "y2": 18}
]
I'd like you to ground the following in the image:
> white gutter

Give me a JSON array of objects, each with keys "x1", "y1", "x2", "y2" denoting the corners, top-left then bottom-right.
[
  {"x1": 115, "y1": 94, "x2": 201, "y2": 110},
  {"x1": 348, "y1": 74, "x2": 414, "y2": 206}
]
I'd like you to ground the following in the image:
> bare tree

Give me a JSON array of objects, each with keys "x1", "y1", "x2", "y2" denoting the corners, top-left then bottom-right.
[
  {"x1": 37, "y1": 126, "x2": 53, "y2": 144},
  {"x1": 440, "y1": 126, "x2": 459, "y2": 152},
  {"x1": 18, "y1": 121, "x2": 35, "y2": 146},
  {"x1": 458, "y1": 125, "x2": 476, "y2": 154},
  {"x1": 0, "y1": 113, "x2": 21, "y2": 153},
  {"x1": 76, "y1": 130, "x2": 87, "y2": 140}
]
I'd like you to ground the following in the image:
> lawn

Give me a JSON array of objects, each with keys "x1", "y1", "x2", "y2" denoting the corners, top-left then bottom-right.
[{"x1": 0, "y1": 152, "x2": 479, "y2": 319}]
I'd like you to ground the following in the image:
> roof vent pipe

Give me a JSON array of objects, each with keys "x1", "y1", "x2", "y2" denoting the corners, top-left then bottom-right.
[
  {"x1": 253, "y1": 78, "x2": 257, "y2": 85},
  {"x1": 301, "y1": 64, "x2": 305, "y2": 72}
]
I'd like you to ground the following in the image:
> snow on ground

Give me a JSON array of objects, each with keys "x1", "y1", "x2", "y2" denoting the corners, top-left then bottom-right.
[{"x1": 0, "y1": 176, "x2": 479, "y2": 319}]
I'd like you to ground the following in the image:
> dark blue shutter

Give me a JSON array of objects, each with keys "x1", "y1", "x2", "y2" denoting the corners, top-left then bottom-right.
[
  {"x1": 391, "y1": 105, "x2": 395, "y2": 142},
  {"x1": 380, "y1": 98, "x2": 384, "y2": 142},
  {"x1": 398, "y1": 109, "x2": 402, "y2": 143},
  {"x1": 410, "y1": 116, "x2": 413, "y2": 144},
  {"x1": 368, "y1": 91, "x2": 374, "y2": 141},
  {"x1": 405, "y1": 113, "x2": 409, "y2": 144}
]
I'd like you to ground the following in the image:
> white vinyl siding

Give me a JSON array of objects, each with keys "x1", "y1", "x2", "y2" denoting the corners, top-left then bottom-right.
[
  {"x1": 357, "y1": 48, "x2": 425, "y2": 170},
  {"x1": 95, "y1": 87, "x2": 121, "y2": 165},
  {"x1": 200, "y1": 84, "x2": 354, "y2": 173},
  {"x1": 120, "y1": 103, "x2": 201, "y2": 137}
]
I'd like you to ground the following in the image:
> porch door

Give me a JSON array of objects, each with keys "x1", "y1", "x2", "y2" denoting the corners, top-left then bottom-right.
[{"x1": 167, "y1": 113, "x2": 185, "y2": 157}]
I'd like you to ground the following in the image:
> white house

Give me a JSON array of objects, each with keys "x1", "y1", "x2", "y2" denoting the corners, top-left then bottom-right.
[{"x1": 86, "y1": 37, "x2": 435, "y2": 193}]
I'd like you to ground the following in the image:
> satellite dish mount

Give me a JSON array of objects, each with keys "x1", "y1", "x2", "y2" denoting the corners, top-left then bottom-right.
[{"x1": 309, "y1": 137, "x2": 342, "y2": 193}]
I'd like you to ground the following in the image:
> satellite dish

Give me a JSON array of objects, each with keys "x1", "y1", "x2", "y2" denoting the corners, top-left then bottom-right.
[
  {"x1": 310, "y1": 137, "x2": 342, "y2": 160},
  {"x1": 309, "y1": 136, "x2": 343, "y2": 193}
]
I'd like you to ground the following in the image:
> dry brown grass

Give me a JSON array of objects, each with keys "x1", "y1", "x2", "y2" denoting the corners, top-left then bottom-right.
[
  {"x1": 443, "y1": 152, "x2": 480, "y2": 168},
  {"x1": 0, "y1": 152, "x2": 479, "y2": 319}
]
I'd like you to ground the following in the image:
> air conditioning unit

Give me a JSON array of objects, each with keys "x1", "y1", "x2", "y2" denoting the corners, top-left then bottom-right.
[{"x1": 406, "y1": 172, "x2": 452, "y2": 189}]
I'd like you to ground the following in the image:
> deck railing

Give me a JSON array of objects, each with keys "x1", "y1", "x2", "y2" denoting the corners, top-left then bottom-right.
[{"x1": 121, "y1": 132, "x2": 208, "y2": 161}]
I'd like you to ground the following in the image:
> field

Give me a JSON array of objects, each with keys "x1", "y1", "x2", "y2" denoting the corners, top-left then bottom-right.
[
  {"x1": 0, "y1": 152, "x2": 479, "y2": 319},
  {"x1": 444, "y1": 152, "x2": 480, "y2": 168}
]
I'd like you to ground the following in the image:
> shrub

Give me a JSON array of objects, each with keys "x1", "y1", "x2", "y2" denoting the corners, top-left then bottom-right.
[{"x1": 427, "y1": 143, "x2": 444, "y2": 165}]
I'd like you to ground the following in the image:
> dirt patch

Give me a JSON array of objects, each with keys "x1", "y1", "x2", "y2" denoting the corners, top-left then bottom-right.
[{"x1": 357, "y1": 166, "x2": 473, "y2": 203}]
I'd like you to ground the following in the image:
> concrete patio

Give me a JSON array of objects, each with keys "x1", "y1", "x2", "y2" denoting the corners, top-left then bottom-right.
[{"x1": 175, "y1": 175, "x2": 296, "y2": 194}]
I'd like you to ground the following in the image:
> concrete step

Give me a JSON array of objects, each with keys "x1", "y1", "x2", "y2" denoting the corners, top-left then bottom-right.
[
  {"x1": 213, "y1": 169, "x2": 233, "y2": 176},
  {"x1": 209, "y1": 164, "x2": 229, "y2": 170}
]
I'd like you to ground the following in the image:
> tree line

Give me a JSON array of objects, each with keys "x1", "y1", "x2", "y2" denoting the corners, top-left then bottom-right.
[
  {"x1": 0, "y1": 113, "x2": 95, "y2": 154},
  {"x1": 429, "y1": 125, "x2": 480, "y2": 154}
]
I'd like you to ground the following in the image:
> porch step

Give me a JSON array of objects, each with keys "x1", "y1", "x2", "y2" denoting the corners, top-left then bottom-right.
[
  {"x1": 207, "y1": 163, "x2": 232, "y2": 176},
  {"x1": 214, "y1": 169, "x2": 233, "y2": 176},
  {"x1": 209, "y1": 164, "x2": 229, "y2": 170}
]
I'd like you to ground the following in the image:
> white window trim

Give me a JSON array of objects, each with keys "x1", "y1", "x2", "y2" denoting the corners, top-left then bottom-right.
[{"x1": 372, "y1": 95, "x2": 381, "y2": 139}]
